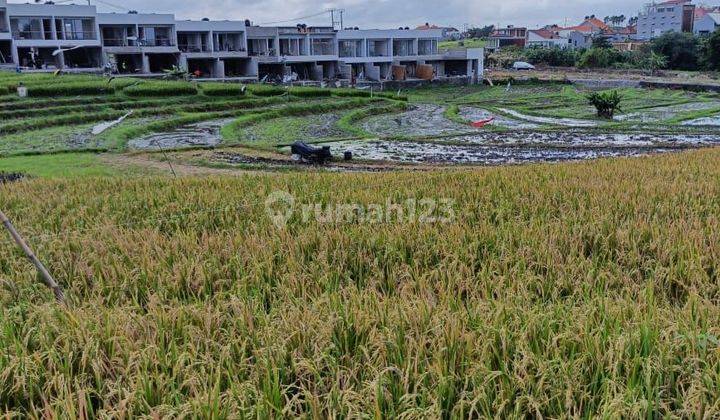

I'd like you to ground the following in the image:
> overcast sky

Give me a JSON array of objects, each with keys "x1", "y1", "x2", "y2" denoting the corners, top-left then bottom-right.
[{"x1": 12, "y1": 0, "x2": 655, "y2": 29}]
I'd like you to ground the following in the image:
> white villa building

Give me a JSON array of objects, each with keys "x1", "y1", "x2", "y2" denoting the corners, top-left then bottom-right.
[{"x1": 0, "y1": 1, "x2": 483, "y2": 83}]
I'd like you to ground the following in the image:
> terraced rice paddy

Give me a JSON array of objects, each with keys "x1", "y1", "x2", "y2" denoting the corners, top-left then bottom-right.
[{"x1": 1, "y1": 73, "x2": 720, "y2": 168}]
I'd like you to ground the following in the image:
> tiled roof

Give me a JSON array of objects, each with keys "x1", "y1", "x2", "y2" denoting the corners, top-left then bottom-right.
[{"x1": 529, "y1": 29, "x2": 561, "y2": 39}]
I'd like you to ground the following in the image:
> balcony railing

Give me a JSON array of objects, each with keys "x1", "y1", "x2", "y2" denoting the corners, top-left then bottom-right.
[
  {"x1": 214, "y1": 45, "x2": 246, "y2": 52},
  {"x1": 12, "y1": 31, "x2": 44, "y2": 40},
  {"x1": 64, "y1": 31, "x2": 96, "y2": 40},
  {"x1": 142, "y1": 39, "x2": 175, "y2": 47},
  {"x1": 179, "y1": 44, "x2": 210, "y2": 53},
  {"x1": 102, "y1": 38, "x2": 134, "y2": 47}
]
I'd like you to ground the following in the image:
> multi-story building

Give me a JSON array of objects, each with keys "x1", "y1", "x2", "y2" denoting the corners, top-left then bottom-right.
[
  {"x1": 176, "y1": 19, "x2": 254, "y2": 79},
  {"x1": 98, "y1": 12, "x2": 178, "y2": 74},
  {"x1": 637, "y1": 0, "x2": 696, "y2": 40},
  {"x1": 6, "y1": 1, "x2": 102, "y2": 70},
  {"x1": 0, "y1": 2, "x2": 483, "y2": 82},
  {"x1": 0, "y1": 0, "x2": 11, "y2": 67},
  {"x1": 487, "y1": 26, "x2": 527, "y2": 51}
]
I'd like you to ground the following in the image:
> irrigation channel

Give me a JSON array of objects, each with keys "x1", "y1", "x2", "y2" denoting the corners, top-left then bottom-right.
[{"x1": 127, "y1": 103, "x2": 720, "y2": 166}]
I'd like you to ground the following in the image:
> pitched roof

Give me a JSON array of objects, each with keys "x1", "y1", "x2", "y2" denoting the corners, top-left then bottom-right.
[
  {"x1": 583, "y1": 17, "x2": 610, "y2": 31},
  {"x1": 562, "y1": 24, "x2": 596, "y2": 33},
  {"x1": 529, "y1": 29, "x2": 562, "y2": 39},
  {"x1": 658, "y1": 0, "x2": 692, "y2": 5}
]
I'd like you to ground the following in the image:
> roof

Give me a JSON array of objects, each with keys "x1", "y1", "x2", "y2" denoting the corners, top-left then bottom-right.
[
  {"x1": 561, "y1": 24, "x2": 596, "y2": 33},
  {"x1": 529, "y1": 29, "x2": 562, "y2": 39},
  {"x1": 583, "y1": 17, "x2": 610, "y2": 31},
  {"x1": 708, "y1": 12, "x2": 720, "y2": 23}
]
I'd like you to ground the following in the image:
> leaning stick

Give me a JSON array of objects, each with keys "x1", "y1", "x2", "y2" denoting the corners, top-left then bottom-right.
[{"x1": 0, "y1": 210, "x2": 65, "y2": 304}]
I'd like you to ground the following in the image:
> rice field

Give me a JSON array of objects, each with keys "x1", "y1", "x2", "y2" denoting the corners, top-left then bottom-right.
[
  {"x1": 1, "y1": 72, "x2": 720, "y2": 416},
  {"x1": 1, "y1": 148, "x2": 720, "y2": 417}
]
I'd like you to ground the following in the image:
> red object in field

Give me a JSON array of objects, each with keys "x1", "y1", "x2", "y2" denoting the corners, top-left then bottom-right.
[{"x1": 472, "y1": 117, "x2": 495, "y2": 128}]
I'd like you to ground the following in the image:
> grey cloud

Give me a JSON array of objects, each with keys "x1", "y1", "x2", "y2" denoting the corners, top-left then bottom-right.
[{"x1": 35, "y1": 0, "x2": 650, "y2": 28}]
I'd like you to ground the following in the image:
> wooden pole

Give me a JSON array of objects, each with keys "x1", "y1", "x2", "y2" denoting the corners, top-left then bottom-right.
[{"x1": 0, "y1": 210, "x2": 65, "y2": 304}]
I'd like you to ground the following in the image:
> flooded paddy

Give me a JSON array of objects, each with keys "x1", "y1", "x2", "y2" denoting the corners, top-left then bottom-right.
[
  {"x1": 616, "y1": 102, "x2": 720, "y2": 122},
  {"x1": 129, "y1": 119, "x2": 234, "y2": 150},
  {"x1": 324, "y1": 139, "x2": 675, "y2": 165},
  {"x1": 458, "y1": 107, "x2": 540, "y2": 129},
  {"x1": 497, "y1": 108, "x2": 599, "y2": 127},
  {"x1": 682, "y1": 114, "x2": 720, "y2": 126},
  {"x1": 434, "y1": 131, "x2": 720, "y2": 148},
  {"x1": 362, "y1": 104, "x2": 471, "y2": 137}
]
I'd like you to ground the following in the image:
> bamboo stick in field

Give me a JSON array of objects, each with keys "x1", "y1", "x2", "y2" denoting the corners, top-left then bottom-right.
[{"x1": 0, "y1": 210, "x2": 65, "y2": 304}]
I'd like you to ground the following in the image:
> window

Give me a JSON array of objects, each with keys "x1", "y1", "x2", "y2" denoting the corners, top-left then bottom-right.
[
  {"x1": 11, "y1": 17, "x2": 43, "y2": 39},
  {"x1": 63, "y1": 18, "x2": 94, "y2": 40}
]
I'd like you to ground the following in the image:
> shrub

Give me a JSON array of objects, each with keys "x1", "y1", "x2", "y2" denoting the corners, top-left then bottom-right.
[
  {"x1": 702, "y1": 28, "x2": 720, "y2": 71},
  {"x1": 650, "y1": 32, "x2": 701, "y2": 71},
  {"x1": 577, "y1": 48, "x2": 626, "y2": 69},
  {"x1": 201, "y1": 83, "x2": 247, "y2": 97},
  {"x1": 587, "y1": 90, "x2": 623, "y2": 119},
  {"x1": 524, "y1": 46, "x2": 580, "y2": 67},
  {"x1": 123, "y1": 81, "x2": 198, "y2": 97}
]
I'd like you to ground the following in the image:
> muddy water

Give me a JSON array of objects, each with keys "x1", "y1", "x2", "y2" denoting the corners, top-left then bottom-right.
[
  {"x1": 616, "y1": 102, "x2": 720, "y2": 123},
  {"x1": 682, "y1": 114, "x2": 720, "y2": 126},
  {"x1": 438, "y1": 131, "x2": 720, "y2": 147},
  {"x1": 362, "y1": 104, "x2": 472, "y2": 137},
  {"x1": 129, "y1": 119, "x2": 235, "y2": 150},
  {"x1": 458, "y1": 107, "x2": 540, "y2": 129},
  {"x1": 498, "y1": 108, "x2": 599, "y2": 127},
  {"x1": 326, "y1": 140, "x2": 673, "y2": 165}
]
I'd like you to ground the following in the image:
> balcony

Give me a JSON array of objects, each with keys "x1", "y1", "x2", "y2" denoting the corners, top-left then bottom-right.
[
  {"x1": 311, "y1": 40, "x2": 334, "y2": 56},
  {"x1": 64, "y1": 31, "x2": 96, "y2": 41},
  {"x1": 102, "y1": 38, "x2": 137, "y2": 47},
  {"x1": 179, "y1": 44, "x2": 210, "y2": 53},
  {"x1": 142, "y1": 39, "x2": 175, "y2": 47},
  {"x1": 12, "y1": 30, "x2": 44, "y2": 40}
]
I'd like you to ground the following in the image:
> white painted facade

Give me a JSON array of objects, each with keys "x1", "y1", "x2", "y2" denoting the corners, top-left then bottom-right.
[
  {"x1": 637, "y1": 1, "x2": 696, "y2": 40},
  {"x1": 0, "y1": 2, "x2": 483, "y2": 82},
  {"x1": 695, "y1": 13, "x2": 720, "y2": 35}
]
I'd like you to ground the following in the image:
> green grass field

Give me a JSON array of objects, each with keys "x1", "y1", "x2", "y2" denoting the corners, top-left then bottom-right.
[{"x1": 1, "y1": 72, "x2": 720, "y2": 417}]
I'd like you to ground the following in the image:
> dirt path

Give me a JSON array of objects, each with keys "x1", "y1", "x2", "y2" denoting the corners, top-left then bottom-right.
[{"x1": 100, "y1": 153, "x2": 250, "y2": 177}]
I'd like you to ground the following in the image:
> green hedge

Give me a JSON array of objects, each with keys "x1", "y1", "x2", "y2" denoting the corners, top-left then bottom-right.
[
  {"x1": 123, "y1": 81, "x2": 198, "y2": 97},
  {"x1": 201, "y1": 83, "x2": 247, "y2": 97}
]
